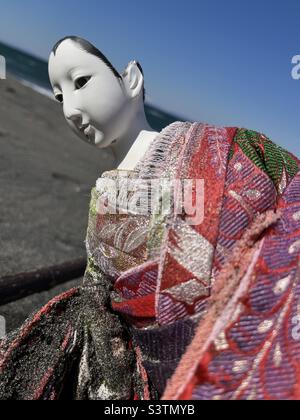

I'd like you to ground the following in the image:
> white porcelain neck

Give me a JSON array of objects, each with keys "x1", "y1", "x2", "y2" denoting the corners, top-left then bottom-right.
[{"x1": 110, "y1": 105, "x2": 159, "y2": 171}]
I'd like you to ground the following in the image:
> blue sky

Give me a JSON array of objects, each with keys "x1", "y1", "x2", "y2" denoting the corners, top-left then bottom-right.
[{"x1": 0, "y1": 0, "x2": 300, "y2": 154}]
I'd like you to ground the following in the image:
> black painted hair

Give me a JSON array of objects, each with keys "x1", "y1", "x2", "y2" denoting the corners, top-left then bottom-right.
[{"x1": 51, "y1": 36, "x2": 145, "y2": 102}]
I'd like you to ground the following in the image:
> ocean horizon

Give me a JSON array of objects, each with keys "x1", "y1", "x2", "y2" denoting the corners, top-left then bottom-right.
[{"x1": 0, "y1": 40, "x2": 184, "y2": 132}]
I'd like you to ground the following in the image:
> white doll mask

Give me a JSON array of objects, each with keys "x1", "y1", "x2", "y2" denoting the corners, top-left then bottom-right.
[{"x1": 48, "y1": 39, "x2": 138, "y2": 149}]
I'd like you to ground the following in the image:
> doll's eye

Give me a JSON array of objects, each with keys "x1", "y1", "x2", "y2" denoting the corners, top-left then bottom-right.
[
  {"x1": 75, "y1": 76, "x2": 91, "y2": 90},
  {"x1": 55, "y1": 94, "x2": 63, "y2": 103}
]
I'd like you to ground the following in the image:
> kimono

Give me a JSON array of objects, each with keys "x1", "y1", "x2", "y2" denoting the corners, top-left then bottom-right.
[{"x1": 1, "y1": 121, "x2": 300, "y2": 400}]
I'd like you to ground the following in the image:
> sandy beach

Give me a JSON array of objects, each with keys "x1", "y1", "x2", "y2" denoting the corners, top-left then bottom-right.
[{"x1": 0, "y1": 77, "x2": 115, "y2": 330}]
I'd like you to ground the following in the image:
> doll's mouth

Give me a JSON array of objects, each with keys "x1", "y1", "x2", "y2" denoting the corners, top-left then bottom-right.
[
  {"x1": 84, "y1": 126, "x2": 96, "y2": 144},
  {"x1": 84, "y1": 125, "x2": 92, "y2": 136},
  {"x1": 77, "y1": 123, "x2": 91, "y2": 136},
  {"x1": 81, "y1": 125, "x2": 95, "y2": 140}
]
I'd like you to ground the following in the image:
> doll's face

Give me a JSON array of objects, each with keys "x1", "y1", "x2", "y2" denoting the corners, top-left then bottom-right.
[{"x1": 48, "y1": 39, "x2": 131, "y2": 148}]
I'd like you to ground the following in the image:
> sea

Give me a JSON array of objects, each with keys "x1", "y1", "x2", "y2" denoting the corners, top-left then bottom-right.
[{"x1": 0, "y1": 40, "x2": 183, "y2": 132}]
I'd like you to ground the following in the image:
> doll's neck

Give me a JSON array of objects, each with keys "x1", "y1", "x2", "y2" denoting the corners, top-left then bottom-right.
[{"x1": 111, "y1": 109, "x2": 159, "y2": 171}]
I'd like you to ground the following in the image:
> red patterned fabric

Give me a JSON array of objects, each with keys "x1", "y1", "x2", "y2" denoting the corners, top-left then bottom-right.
[
  {"x1": 1, "y1": 122, "x2": 300, "y2": 400},
  {"x1": 107, "y1": 123, "x2": 300, "y2": 399},
  {"x1": 160, "y1": 127, "x2": 300, "y2": 400}
]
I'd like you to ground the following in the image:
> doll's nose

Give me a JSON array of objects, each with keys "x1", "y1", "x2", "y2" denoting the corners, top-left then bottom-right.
[
  {"x1": 63, "y1": 97, "x2": 82, "y2": 122},
  {"x1": 64, "y1": 107, "x2": 82, "y2": 124}
]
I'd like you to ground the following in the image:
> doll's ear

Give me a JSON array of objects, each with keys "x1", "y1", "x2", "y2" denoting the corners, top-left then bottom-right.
[{"x1": 122, "y1": 61, "x2": 144, "y2": 99}]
